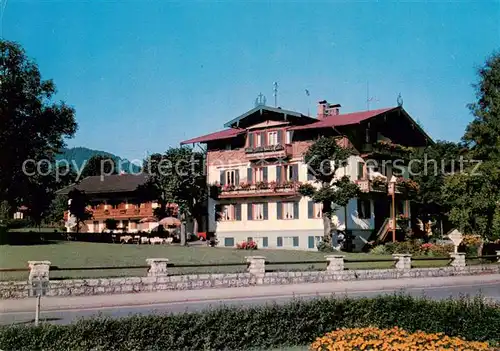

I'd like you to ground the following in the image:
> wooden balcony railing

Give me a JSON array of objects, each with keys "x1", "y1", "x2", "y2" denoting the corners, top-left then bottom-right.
[{"x1": 244, "y1": 144, "x2": 292, "y2": 160}]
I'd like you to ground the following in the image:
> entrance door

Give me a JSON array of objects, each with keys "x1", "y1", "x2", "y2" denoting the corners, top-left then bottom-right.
[{"x1": 373, "y1": 197, "x2": 390, "y2": 234}]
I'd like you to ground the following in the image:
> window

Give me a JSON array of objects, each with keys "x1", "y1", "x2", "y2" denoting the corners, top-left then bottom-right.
[
  {"x1": 357, "y1": 199, "x2": 371, "y2": 219},
  {"x1": 277, "y1": 236, "x2": 283, "y2": 247},
  {"x1": 283, "y1": 236, "x2": 299, "y2": 247},
  {"x1": 253, "y1": 203, "x2": 264, "y2": 220},
  {"x1": 225, "y1": 144, "x2": 232, "y2": 150},
  {"x1": 262, "y1": 237, "x2": 268, "y2": 247},
  {"x1": 308, "y1": 236, "x2": 323, "y2": 249},
  {"x1": 93, "y1": 221, "x2": 99, "y2": 232},
  {"x1": 122, "y1": 220, "x2": 129, "y2": 229},
  {"x1": 256, "y1": 133, "x2": 262, "y2": 147},
  {"x1": 224, "y1": 237, "x2": 235, "y2": 247},
  {"x1": 248, "y1": 202, "x2": 268, "y2": 220},
  {"x1": 286, "y1": 130, "x2": 293, "y2": 144},
  {"x1": 308, "y1": 201, "x2": 322, "y2": 219},
  {"x1": 221, "y1": 169, "x2": 239, "y2": 186},
  {"x1": 254, "y1": 167, "x2": 267, "y2": 182},
  {"x1": 278, "y1": 201, "x2": 298, "y2": 220},
  {"x1": 221, "y1": 204, "x2": 241, "y2": 221},
  {"x1": 268, "y1": 131, "x2": 278, "y2": 145}
]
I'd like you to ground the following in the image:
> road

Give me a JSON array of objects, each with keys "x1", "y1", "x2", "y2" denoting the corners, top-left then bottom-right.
[{"x1": 1, "y1": 274, "x2": 499, "y2": 325}]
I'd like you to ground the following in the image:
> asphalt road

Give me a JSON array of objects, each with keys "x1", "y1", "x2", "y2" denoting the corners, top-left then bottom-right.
[{"x1": 1, "y1": 274, "x2": 499, "y2": 326}]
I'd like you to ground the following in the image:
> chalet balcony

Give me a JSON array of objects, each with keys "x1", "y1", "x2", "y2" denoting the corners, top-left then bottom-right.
[
  {"x1": 356, "y1": 177, "x2": 419, "y2": 195},
  {"x1": 361, "y1": 141, "x2": 412, "y2": 159},
  {"x1": 244, "y1": 144, "x2": 292, "y2": 160},
  {"x1": 219, "y1": 181, "x2": 300, "y2": 199},
  {"x1": 91, "y1": 207, "x2": 154, "y2": 219}
]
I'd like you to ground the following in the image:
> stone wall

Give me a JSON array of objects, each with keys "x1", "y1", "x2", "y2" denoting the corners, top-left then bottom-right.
[{"x1": 1, "y1": 253, "x2": 499, "y2": 299}]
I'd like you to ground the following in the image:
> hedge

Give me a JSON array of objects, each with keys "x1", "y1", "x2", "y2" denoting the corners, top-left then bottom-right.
[{"x1": 0, "y1": 295, "x2": 499, "y2": 350}]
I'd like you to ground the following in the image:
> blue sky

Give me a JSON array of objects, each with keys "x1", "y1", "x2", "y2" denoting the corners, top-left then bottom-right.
[{"x1": 4, "y1": 1, "x2": 500, "y2": 161}]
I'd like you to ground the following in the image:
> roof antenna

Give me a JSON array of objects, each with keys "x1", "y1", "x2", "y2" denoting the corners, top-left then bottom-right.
[{"x1": 273, "y1": 82, "x2": 278, "y2": 107}]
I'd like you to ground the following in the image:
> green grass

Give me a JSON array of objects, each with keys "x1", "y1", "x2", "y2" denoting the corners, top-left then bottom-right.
[{"x1": 0, "y1": 241, "x2": 453, "y2": 281}]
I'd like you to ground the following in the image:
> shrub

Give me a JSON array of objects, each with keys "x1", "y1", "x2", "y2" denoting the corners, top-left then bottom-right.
[
  {"x1": 0, "y1": 295, "x2": 498, "y2": 350},
  {"x1": 421, "y1": 243, "x2": 454, "y2": 257},
  {"x1": 310, "y1": 327, "x2": 495, "y2": 351},
  {"x1": 384, "y1": 240, "x2": 423, "y2": 255},
  {"x1": 317, "y1": 240, "x2": 336, "y2": 252},
  {"x1": 461, "y1": 234, "x2": 483, "y2": 256},
  {"x1": 370, "y1": 245, "x2": 388, "y2": 255}
]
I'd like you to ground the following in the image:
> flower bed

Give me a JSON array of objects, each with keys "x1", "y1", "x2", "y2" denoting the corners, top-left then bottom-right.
[
  {"x1": 310, "y1": 326, "x2": 494, "y2": 350},
  {"x1": 236, "y1": 240, "x2": 258, "y2": 250}
]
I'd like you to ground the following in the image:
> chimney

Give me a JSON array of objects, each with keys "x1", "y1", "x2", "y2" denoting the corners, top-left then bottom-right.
[
  {"x1": 317, "y1": 100, "x2": 341, "y2": 119},
  {"x1": 317, "y1": 100, "x2": 328, "y2": 119}
]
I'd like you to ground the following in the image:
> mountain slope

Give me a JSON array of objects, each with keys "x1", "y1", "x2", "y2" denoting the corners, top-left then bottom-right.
[{"x1": 56, "y1": 147, "x2": 141, "y2": 173}]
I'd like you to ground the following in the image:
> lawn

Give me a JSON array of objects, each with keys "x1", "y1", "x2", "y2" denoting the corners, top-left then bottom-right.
[{"x1": 0, "y1": 241, "x2": 452, "y2": 281}]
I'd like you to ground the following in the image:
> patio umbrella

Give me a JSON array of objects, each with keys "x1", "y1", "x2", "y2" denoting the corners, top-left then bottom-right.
[
  {"x1": 139, "y1": 217, "x2": 157, "y2": 223},
  {"x1": 158, "y1": 217, "x2": 181, "y2": 227}
]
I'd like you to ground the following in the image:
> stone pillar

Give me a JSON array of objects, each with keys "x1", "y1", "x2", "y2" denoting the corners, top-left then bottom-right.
[
  {"x1": 449, "y1": 253, "x2": 466, "y2": 268},
  {"x1": 246, "y1": 256, "x2": 266, "y2": 284},
  {"x1": 146, "y1": 258, "x2": 169, "y2": 277},
  {"x1": 496, "y1": 251, "x2": 500, "y2": 263},
  {"x1": 325, "y1": 255, "x2": 345, "y2": 272},
  {"x1": 28, "y1": 261, "x2": 51, "y2": 282},
  {"x1": 393, "y1": 254, "x2": 412, "y2": 270}
]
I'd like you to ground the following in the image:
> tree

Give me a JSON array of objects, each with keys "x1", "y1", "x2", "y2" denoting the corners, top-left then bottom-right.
[
  {"x1": 143, "y1": 147, "x2": 207, "y2": 245},
  {"x1": 298, "y1": 137, "x2": 360, "y2": 248},
  {"x1": 409, "y1": 140, "x2": 464, "y2": 233},
  {"x1": 443, "y1": 52, "x2": 500, "y2": 240},
  {"x1": 81, "y1": 155, "x2": 117, "y2": 178},
  {"x1": 45, "y1": 194, "x2": 68, "y2": 226},
  {"x1": 67, "y1": 189, "x2": 92, "y2": 233},
  {"x1": 0, "y1": 40, "x2": 77, "y2": 210}
]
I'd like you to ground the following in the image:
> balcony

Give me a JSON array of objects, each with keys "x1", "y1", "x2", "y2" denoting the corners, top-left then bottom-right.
[
  {"x1": 219, "y1": 181, "x2": 300, "y2": 199},
  {"x1": 361, "y1": 141, "x2": 412, "y2": 159},
  {"x1": 356, "y1": 177, "x2": 419, "y2": 196},
  {"x1": 91, "y1": 207, "x2": 154, "y2": 219},
  {"x1": 244, "y1": 144, "x2": 292, "y2": 160}
]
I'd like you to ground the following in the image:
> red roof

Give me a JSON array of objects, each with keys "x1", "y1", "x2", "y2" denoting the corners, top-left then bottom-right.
[
  {"x1": 181, "y1": 128, "x2": 245, "y2": 145},
  {"x1": 289, "y1": 107, "x2": 396, "y2": 131}
]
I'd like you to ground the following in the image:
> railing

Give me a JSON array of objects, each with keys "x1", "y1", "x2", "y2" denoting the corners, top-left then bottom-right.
[
  {"x1": 220, "y1": 181, "x2": 300, "y2": 198},
  {"x1": 244, "y1": 144, "x2": 292, "y2": 160},
  {"x1": 3, "y1": 253, "x2": 499, "y2": 281},
  {"x1": 91, "y1": 207, "x2": 154, "y2": 219}
]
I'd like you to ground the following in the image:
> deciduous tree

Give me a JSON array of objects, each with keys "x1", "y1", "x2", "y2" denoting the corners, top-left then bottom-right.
[{"x1": 298, "y1": 136, "x2": 360, "y2": 248}]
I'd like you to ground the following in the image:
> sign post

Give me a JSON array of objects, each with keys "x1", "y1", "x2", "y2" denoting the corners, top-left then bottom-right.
[{"x1": 388, "y1": 176, "x2": 397, "y2": 242}]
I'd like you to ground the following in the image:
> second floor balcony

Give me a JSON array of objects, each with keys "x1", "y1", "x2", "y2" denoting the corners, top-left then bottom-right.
[
  {"x1": 244, "y1": 143, "x2": 292, "y2": 160},
  {"x1": 218, "y1": 180, "x2": 300, "y2": 199},
  {"x1": 356, "y1": 176, "x2": 419, "y2": 196}
]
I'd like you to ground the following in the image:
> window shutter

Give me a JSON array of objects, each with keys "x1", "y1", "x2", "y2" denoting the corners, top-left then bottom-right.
[
  {"x1": 358, "y1": 162, "x2": 364, "y2": 180},
  {"x1": 277, "y1": 201, "x2": 283, "y2": 219},
  {"x1": 263, "y1": 202, "x2": 268, "y2": 220},
  {"x1": 248, "y1": 133, "x2": 254, "y2": 147},
  {"x1": 263, "y1": 237, "x2": 268, "y2": 247},
  {"x1": 277, "y1": 236, "x2": 283, "y2": 247},
  {"x1": 276, "y1": 166, "x2": 282, "y2": 184},
  {"x1": 293, "y1": 202, "x2": 299, "y2": 219},
  {"x1": 260, "y1": 132, "x2": 266, "y2": 146},
  {"x1": 293, "y1": 236, "x2": 299, "y2": 247},
  {"x1": 263, "y1": 167, "x2": 268, "y2": 182},
  {"x1": 308, "y1": 236, "x2": 315, "y2": 249},
  {"x1": 235, "y1": 169, "x2": 240, "y2": 185},
  {"x1": 247, "y1": 203, "x2": 253, "y2": 220},
  {"x1": 247, "y1": 168, "x2": 253, "y2": 184},
  {"x1": 220, "y1": 170, "x2": 225, "y2": 185},
  {"x1": 235, "y1": 204, "x2": 241, "y2": 221},
  {"x1": 308, "y1": 201, "x2": 314, "y2": 219},
  {"x1": 277, "y1": 130, "x2": 283, "y2": 144},
  {"x1": 292, "y1": 164, "x2": 299, "y2": 181}
]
